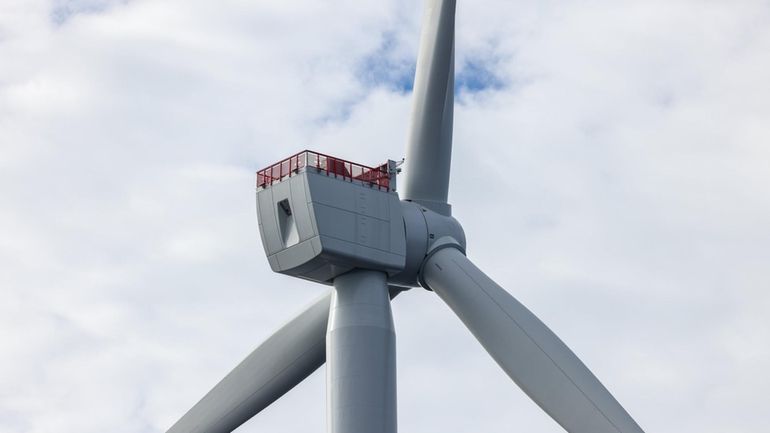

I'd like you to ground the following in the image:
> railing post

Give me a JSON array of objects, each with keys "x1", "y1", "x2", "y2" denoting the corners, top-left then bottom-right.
[{"x1": 257, "y1": 151, "x2": 393, "y2": 191}]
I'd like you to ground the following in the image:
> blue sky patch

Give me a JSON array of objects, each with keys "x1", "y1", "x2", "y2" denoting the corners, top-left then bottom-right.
[
  {"x1": 51, "y1": 0, "x2": 128, "y2": 25},
  {"x1": 357, "y1": 33, "x2": 506, "y2": 97},
  {"x1": 456, "y1": 57, "x2": 506, "y2": 94},
  {"x1": 356, "y1": 32, "x2": 416, "y2": 93}
]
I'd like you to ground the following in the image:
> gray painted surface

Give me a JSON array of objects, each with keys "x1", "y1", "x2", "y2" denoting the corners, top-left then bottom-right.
[
  {"x1": 422, "y1": 247, "x2": 645, "y2": 433},
  {"x1": 171, "y1": 1, "x2": 648, "y2": 431},
  {"x1": 389, "y1": 201, "x2": 465, "y2": 288},
  {"x1": 402, "y1": 0, "x2": 455, "y2": 216},
  {"x1": 166, "y1": 288, "x2": 404, "y2": 433},
  {"x1": 327, "y1": 270, "x2": 397, "y2": 433},
  {"x1": 166, "y1": 292, "x2": 331, "y2": 433},
  {"x1": 257, "y1": 171, "x2": 406, "y2": 284}
]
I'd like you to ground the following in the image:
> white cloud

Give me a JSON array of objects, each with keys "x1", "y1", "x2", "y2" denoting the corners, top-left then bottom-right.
[{"x1": 2, "y1": 0, "x2": 770, "y2": 432}]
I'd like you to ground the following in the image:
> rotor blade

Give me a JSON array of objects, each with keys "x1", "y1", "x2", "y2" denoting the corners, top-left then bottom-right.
[
  {"x1": 422, "y1": 247, "x2": 645, "y2": 433},
  {"x1": 166, "y1": 292, "x2": 331, "y2": 433},
  {"x1": 166, "y1": 287, "x2": 405, "y2": 433},
  {"x1": 403, "y1": 0, "x2": 456, "y2": 216}
]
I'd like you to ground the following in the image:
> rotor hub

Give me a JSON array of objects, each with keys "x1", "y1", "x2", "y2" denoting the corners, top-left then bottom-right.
[{"x1": 389, "y1": 200, "x2": 465, "y2": 289}]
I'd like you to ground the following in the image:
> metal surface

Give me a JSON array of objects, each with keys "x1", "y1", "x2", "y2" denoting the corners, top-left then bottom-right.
[
  {"x1": 422, "y1": 247, "x2": 645, "y2": 433},
  {"x1": 389, "y1": 202, "x2": 465, "y2": 288},
  {"x1": 402, "y1": 0, "x2": 456, "y2": 216},
  {"x1": 257, "y1": 169, "x2": 406, "y2": 283},
  {"x1": 327, "y1": 270, "x2": 397, "y2": 433},
  {"x1": 257, "y1": 150, "x2": 391, "y2": 192},
  {"x1": 166, "y1": 292, "x2": 331, "y2": 433},
  {"x1": 168, "y1": 1, "x2": 649, "y2": 432}
]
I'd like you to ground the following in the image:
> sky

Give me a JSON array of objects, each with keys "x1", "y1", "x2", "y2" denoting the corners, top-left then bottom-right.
[{"x1": 1, "y1": 0, "x2": 770, "y2": 432}]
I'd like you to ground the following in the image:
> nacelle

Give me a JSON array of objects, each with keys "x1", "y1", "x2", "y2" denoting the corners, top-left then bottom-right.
[{"x1": 256, "y1": 151, "x2": 406, "y2": 284}]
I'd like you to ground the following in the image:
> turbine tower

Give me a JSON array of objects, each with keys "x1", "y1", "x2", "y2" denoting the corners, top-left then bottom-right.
[{"x1": 166, "y1": 1, "x2": 646, "y2": 432}]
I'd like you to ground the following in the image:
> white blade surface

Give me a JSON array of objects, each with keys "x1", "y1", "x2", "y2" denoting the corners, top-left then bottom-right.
[
  {"x1": 403, "y1": 0, "x2": 456, "y2": 215},
  {"x1": 166, "y1": 292, "x2": 331, "y2": 433},
  {"x1": 422, "y1": 247, "x2": 645, "y2": 433}
]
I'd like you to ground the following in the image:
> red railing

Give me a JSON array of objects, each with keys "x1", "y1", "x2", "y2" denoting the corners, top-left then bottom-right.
[{"x1": 256, "y1": 150, "x2": 390, "y2": 191}]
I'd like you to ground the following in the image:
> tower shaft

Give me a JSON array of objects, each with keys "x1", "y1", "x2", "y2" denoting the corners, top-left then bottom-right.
[{"x1": 326, "y1": 270, "x2": 397, "y2": 433}]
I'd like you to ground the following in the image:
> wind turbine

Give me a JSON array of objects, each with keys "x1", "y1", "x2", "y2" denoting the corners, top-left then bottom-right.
[{"x1": 166, "y1": 1, "x2": 646, "y2": 432}]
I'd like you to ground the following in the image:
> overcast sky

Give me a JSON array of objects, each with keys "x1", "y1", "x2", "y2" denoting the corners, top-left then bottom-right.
[{"x1": 2, "y1": 0, "x2": 770, "y2": 432}]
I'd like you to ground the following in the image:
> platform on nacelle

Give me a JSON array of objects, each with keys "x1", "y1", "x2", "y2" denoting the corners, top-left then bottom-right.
[{"x1": 257, "y1": 150, "x2": 393, "y2": 192}]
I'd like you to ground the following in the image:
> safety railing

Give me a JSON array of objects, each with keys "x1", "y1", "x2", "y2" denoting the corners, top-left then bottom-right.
[{"x1": 256, "y1": 150, "x2": 390, "y2": 191}]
